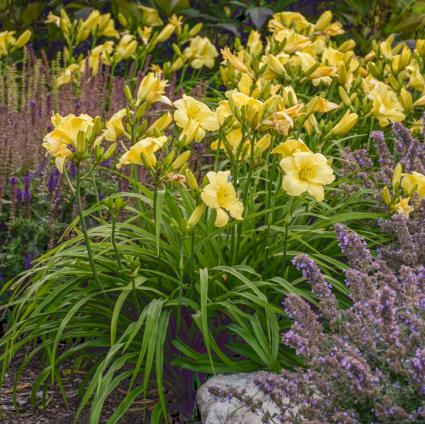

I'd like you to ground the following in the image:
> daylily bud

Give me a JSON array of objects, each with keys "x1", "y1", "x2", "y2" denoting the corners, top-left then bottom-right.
[
  {"x1": 102, "y1": 143, "x2": 117, "y2": 161},
  {"x1": 330, "y1": 111, "x2": 358, "y2": 135},
  {"x1": 76, "y1": 130, "x2": 86, "y2": 153},
  {"x1": 305, "y1": 96, "x2": 319, "y2": 115},
  {"x1": 315, "y1": 10, "x2": 333, "y2": 31},
  {"x1": 387, "y1": 74, "x2": 400, "y2": 91},
  {"x1": 124, "y1": 85, "x2": 133, "y2": 103},
  {"x1": 163, "y1": 150, "x2": 176, "y2": 167},
  {"x1": 187, "y1": 204, "x2": 205, "y2": 229},
  {"x1": 337, "y1": 62, "x2": 347, "y2": 85},
  {"x1": 156, "y1": 23, "x2": 175, "y2": 43},
  {"x1": 118, "y1": 13, "x2": 128, "y2": 27},
  {"x1": 400, "y1": 89, "x2": 413, "y2": 112},
  {"x1": 170, "y1": 56, "x2": 185, "y2": 72},
  {"x1": 171, "y1": 150, "x2": 191, "y2": 171},
  {"x1": 15, "y1": 30, "x2": 31, "y2": 48},
  {"x1": 338, "y1": 39, "x2": 356, "y2": 53},
  {"x1": 414, "y1": 95, "x2": 425, "y2": 107},
  {"x1": 149, "y1": 112, "x2": 173, "y2": 134},
  {"x1": 188, "y1": 23, "x2": 202, "y2": 37},
  {"x1": 399, "y1": 47, "x2": 411, "y2": 71},
  {"x1": 416, "y1": 40, "x2": 425, "y2": 56},
  {"x1": 185, "y1": 169, "x2": 199, "y2": 189},
  {"x1": 382, "y1": 186, "x2": 392, "y2": 206},
  {"x1": 264, "y1": 54, "x2": 286, "y2": 75},
  {"x1": 392, "y1": 163, "x2": 402, "y2": 190},
  {"x1": 338, "y1": 86, "x2": 351, "y2": 106}
]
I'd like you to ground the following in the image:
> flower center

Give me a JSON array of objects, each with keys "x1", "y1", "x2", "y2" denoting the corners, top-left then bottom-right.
[
  {"x1": 217, "y1": 186, "x2": 232, "y2": 205},
  {"x1": 299, "y1": 165, "x2": 314, "y2": 181}
]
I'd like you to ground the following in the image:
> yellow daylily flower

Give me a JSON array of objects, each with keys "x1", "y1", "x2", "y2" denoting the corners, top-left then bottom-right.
[
  {"x1": 211, "y1": 127, "x2": 247, "y2": 155},
  {"x1": 401, "y1": 172, "x2": 425, "y2": 197},
  {"x1": 136, "y1": 72, "x2": 171, "y2": 106},
  {"x1": 138, "y1": 26, "x2": 153, "y2": 45},
  {"x1": 174, "y1": 95, "x2": 219, "y2": 142},
  {"x1": 201, "y1": 171, "x2": 244, "y2": 227},
  {"x1": 280, "y1": 152, "x2": 335, "y2": 201},
  {"x1": 45, "y1": 12, "x2": 61, "y2": 27},
  {"x1": 43, "y1": 114, "x2": 94, "y2": 172},
  {"x1": 247, "y1": 30, "x2": 263, "y2": 56},
  {"x1": 139, "y1": 5, "x2": 163, "y2": 27},
  {"x1": 367, "y1": 82, "x2": 405, "y2": 127},
  {"x1": 395, "y1": 197, "x2": 414, "y2": 217},
  {"x1": 415, "y1": 40, "x2": 425, "y2": 56},
  {"x1": 77, "y1": 10, "x2": 101, "y2": 43},
  {"x1": 56, "y1": 63, "x2": 82, "y2": 87},
  {"x1": 114, "y1": 34, "x2": 137, "y2": 61},
  {"x1": 269, "y1": 11, "x2": 312, "y2": 34},
  {"x1": 117, "y1": 136, "x2": 167, "y2": 169},
  {"x1": 315, "y1": 10, "x2": 344, "y2": 36},
  {"x1": 97, "y1": 13, "x2": 119, "y2": 38},
  {"x1": 169, "y1": 15, "x2": 183, "y2": 35},
  {"x1": 221, "y1": 46, "x2": 251, "y2": 74},
  {"x1": 262, "y1": 104, "x2": 303, "y2": 136},
  {"x1": 313, "y1": 98, "x2": 339, "y2": 113},
  {"x1": 407, "y1": 62, "x2": 425, "y2": 92},
  {"x1": 88, "y1": 41, "x2": 114, "y2": 75},
  {"x1": 105, "y1": 109, "x2": 128, "y2": 141},
  {"x1": 184, "y1": 36, "x2": 218, "y2": 69},
  {"x1": 227, "y1": 91, "x2": 264, "y2": 126},
  {"x1": 272, "y1": 139, "x2": 311, "y2": 157},
  {"x1": 274, "y1": 30, "x2": 312, "y2": 53},
  {"x1": 0, "y1": 31, "x2": 16, "y2": 57}
]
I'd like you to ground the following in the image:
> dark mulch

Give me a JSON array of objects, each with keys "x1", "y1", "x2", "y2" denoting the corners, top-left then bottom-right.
[{"x1": 0, "y1": 353, "x2": 151, "y2": 423}]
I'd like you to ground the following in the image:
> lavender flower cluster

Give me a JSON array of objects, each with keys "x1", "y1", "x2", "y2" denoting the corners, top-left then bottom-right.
[
  {"x1": 338, "y1": 119, "x2": 425, "y2": 195},
  {"x1": 210, "y1": 220, "x2": 425, "y2": 423}
]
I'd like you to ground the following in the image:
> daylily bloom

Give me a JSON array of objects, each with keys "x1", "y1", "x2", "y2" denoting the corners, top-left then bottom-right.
[
  {"x1": 117, "y1": 136, "x2": 167, "y2": 169},
  {"x1": 43, "y1": 114, "x2": 94, "y2": 172},
  {"x1": 201, "y1": 171, "x2": 244, "y2": 227},
  {"x1": 97, "y1": 13, "x2": 119, "y2": 38},
  {"x1": 275, "y1": 30, "x2": 312, "y2": 53},
  {"x1": 221, "y1": 47, "x2": 251, "y2": 74},
  {"x1": 184, "y1": 36, "x2": 218, "y2": 69},
  {"x1": 114, "y1": 34, "x2": 137, "y2": 61},
  {"x1": 280, "y1": 152, "x2": 335, "y2": 201},
  {"x1": 313, "y1": 98, "x2": 339, "y2": 113},
  {"x1": 269, "y1": 11, "x2": 312, "y2": 34},
  {"x1": 105, "y1": 109, "x2": 128, "y2": 141},
  {"x1": 88, "y1": 41, "x2": 114, "y2": 75},
  {"x1": 401, "y1": 172, "x2": 425, "y2": 197},
  {"x1": 174, "y1": 95, "x2": 219, "y2": 142},
  {"x1": 138, "y1": 26, "x2": 153, "y2": 45},
  {"x1": 395, "y1": 197, "x2": 413, "y2": 217},
  {"x1": 368, "y1": 82, "x2": 405, "y2": 127},
  {"x1": 139, "y1": 5, "x2": 163, "y2": 27},
  {"x1": 136, "y1": 73, "x2": 171, "y2": 106},
  {"x1": 0, "y1": 31, "x2": 16, "y2": 57},
  {"x1": 272, "y1": 139, "x2": 311, "y2": 157},
  {"x1": 227, "y1": 91, "x2": 264, "y2": 126},
  {"x1": 56, "y1": 63, "x2": 83, "y2": 87}
]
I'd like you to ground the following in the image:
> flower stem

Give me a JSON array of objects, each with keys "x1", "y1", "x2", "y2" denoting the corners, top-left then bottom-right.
[{"x1": 76, "y1": 167, "x2": 102, "y2": 290}]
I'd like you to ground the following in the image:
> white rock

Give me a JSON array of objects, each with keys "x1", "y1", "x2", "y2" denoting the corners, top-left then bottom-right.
[{"x1": 197, "y1": 372, "x2": 282, "y2": 424}]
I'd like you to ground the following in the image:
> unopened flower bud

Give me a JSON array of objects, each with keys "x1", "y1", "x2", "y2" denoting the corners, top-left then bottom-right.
[{"x1": 187, "y1": 204, "x2": 205, "y2": 229}]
